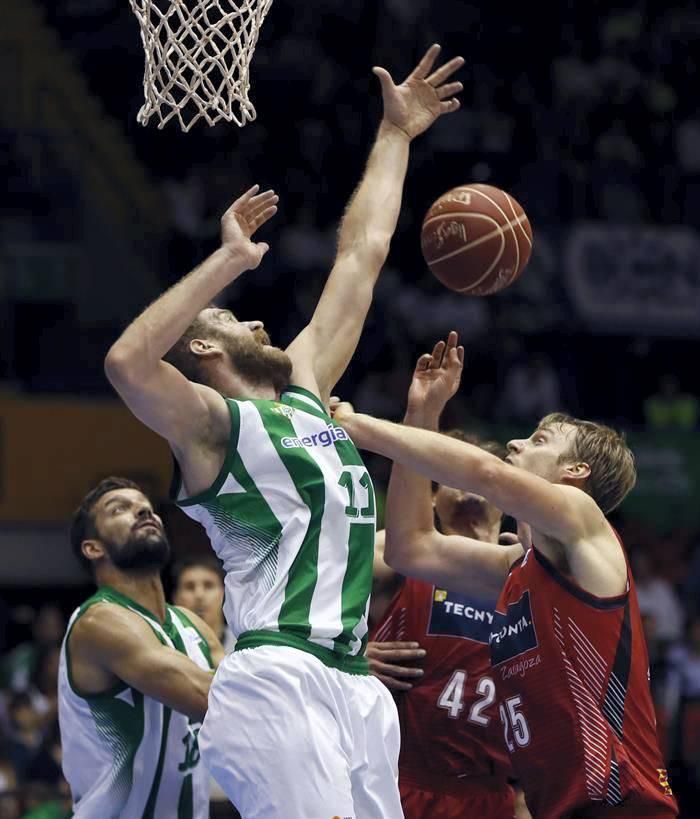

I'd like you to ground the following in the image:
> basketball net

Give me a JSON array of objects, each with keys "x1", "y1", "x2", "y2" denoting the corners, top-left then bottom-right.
[{"x1": 129, "y1": 0, "x2": 273, "y2": 132}]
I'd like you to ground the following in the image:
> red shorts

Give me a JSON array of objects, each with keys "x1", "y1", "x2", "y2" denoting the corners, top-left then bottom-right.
[{"x1": 399, "y1": 768, "x2": 515, "y2": 819}]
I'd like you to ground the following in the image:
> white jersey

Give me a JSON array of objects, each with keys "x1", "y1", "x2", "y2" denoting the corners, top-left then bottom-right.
[
  {"x1": 58, "y1": 586, "x2": 213, "y2": 819},
  {"x1": 176, "y1": 387, "x2": 376, "y2": 673}
]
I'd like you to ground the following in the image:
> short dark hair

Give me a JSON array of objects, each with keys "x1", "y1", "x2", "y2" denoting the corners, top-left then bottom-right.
[
  {"x1": 70, "y1": 477, "x2": 143, "y2": 573},
  {"x1": 171, "y1": 554, "x2": 225, "y2": 588}
]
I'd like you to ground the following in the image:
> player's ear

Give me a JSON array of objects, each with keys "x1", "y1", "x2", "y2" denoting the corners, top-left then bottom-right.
[
  {"x1": 563, "y1": 461, "x2": 591, "y2": 483},
  {"x1": 81, "y1": 539, "x2": 106, "y2": 564},
  {"x1": 189, "y1": 338, "x2": 223, "y2": 359}
]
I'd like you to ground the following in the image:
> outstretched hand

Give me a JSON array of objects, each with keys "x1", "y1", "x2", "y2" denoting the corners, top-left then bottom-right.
[
  {"x1": 407, "y1": 331, "x2": 464, "y2": 419},
  {"x1": 374, "y1": 44, "x2": 464, "y2": 140},
  {"x1": 220, "y1": 185, "x2": 279, "y2": 269}
]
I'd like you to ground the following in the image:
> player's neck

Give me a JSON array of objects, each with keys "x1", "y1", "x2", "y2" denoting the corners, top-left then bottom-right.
[
  {"x1": 210, "y1": 368, "x2": 279, "y2": 400},
  {"x1": 98, "y1": 570, "x2": 168, "y2": 623}
]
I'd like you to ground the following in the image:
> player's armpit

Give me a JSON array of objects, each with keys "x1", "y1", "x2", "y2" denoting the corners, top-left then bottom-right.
[
  {"x1": 104, "y1": 354, "x2": 230, "y2": 453},
  {"x1": 70, "y1": 604, "x2": 213, "y2": 721},
  {"x1": 384, "y1": 528, "x2": 521, "y2": 599}
]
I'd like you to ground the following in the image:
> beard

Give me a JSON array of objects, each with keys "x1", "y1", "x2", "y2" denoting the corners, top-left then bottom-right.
[
  {"x1": 223, "y1": 329, "x2": 292, "y2": 394},
  {"x1": 105, "y1": 528, "x2": 171, "y2": 572}
]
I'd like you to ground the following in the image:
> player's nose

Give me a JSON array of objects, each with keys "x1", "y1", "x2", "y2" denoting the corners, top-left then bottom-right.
[
  {"x1": 243, "y1": 320, "x2": 264, "y2": 332},
  {"x1": 507, "y1": 439, "x2": 523, "y2": 454}
]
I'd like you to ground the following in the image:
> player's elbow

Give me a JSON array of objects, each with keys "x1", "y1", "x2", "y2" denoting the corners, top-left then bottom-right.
[
  {"x1": 383, "y1": 527, "x2": 428, "y2": 575},
  {"x1": 104, "y1": 343, "x2": 145, "y2": 386},
  {"x1": 337, "y1": 233, "x2": 392, "y2": 269}
]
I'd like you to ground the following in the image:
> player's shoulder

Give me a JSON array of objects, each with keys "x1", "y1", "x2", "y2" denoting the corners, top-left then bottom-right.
[{"x1": 72, "y1": 601, "x2": 155, "y2": 644}]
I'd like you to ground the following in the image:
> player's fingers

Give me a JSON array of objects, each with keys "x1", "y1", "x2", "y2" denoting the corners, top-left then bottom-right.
[
  {"x1": 248, "y1": 191, "x2": 278, "y2": 213},
  {"x1": 446, "y1": 330, "x2": 459, "y2": 348},
  {"x1": 377, "y1": 674, "x2": 413, "y2": 692},
  {"x1": 440, "y1": 98, "x2": 461, "y2": 114},
  {"x1": 457, "y1": 345, "x2": 465, "y2": 365},
  {"x1": 431, "y1": 340, "x2": 446, "y2": 367},
  {"x1": 230, "y1": 184, "x2": 260, "y2": 210},
  {"x1": 408, "y1": 43, "x2": 441, "y2": 80},
  {"x1": 251, "y1": 205, "x2": 277, "y2": 230},
  {"x1": 372, "y1": 660, "x2": 424, "y2": 678},
  {"x1": 416, "y1": 353, "x2": 433, "y2": 372},
  {"x1": 437, "y1": 81, "x2": 463, "y2": 101},
  {"x1": 426, "y1": 55, "x2": 465, "y2": 87},
  {"x1": 376, "y1": 648, "x2": 426, "y2": 661},
  {"x1": 372, "y1": 66, "x2": 395, "y2": 94},
  {"x1": 376, "y1": 641, "x2": 422, "y2": 650}
]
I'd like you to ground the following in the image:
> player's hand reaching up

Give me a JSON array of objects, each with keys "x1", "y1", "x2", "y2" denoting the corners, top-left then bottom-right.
[
  {"x1": 407, "y1": 331, "x2": 464, "y2": 420},
  {"x1": 374, "y1": 44, "x2": 464, "y2": 140},
  {"x1": 220, "y1": 185, "x2": 278, "y2": 269}
]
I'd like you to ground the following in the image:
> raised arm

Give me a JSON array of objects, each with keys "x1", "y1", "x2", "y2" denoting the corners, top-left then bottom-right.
[
  {"x1": 334, "y1": 401, "x2": 605, "y2": 554},
  {"x1": 287, "y1": 45, "x2": 464, "y2": 402},
  {"x1": 70, "y1": 605, "x2": 214, "y2": 722},
  {"x1": 104, "y1": 186, "x2": 277, "y2": 451},
  {"x1": 384, "y1": 333, "x2": 520, "y2": 597}
]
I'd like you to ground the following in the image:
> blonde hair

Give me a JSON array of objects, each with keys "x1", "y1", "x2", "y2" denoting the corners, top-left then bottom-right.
[{"x1": 538, "y1": 413, "x2": 636, "y2": 514}]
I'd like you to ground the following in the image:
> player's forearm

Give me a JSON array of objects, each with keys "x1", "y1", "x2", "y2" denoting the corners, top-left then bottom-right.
[
  {"x1": 135, "y1": 660, "x2": 213, "y2": 722},
  {"x1": 336, "y1": 121, "x2": 410, "y2": 265},
  {"x1": 105, "y1": 247, "x2": 249, "y2": 375},
  {"x1": 346, "y1": 412, "x2": 498, "y2": 495},
  {"x1": 383, "y1": 409, "x2": 440, "y2": 570}
]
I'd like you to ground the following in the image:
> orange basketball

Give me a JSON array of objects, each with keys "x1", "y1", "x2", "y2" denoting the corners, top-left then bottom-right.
[{"x1": 420, "y1": 184, "x2": 533, "y2": 295}]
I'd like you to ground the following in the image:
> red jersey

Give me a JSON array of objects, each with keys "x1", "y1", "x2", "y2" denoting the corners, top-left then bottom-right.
[
  {"x1": 491, "y1": 545, "x2": 678, "y2": 818},
  {"x1": 371, "y1": 577, "x2": 512, "y2": 784}
]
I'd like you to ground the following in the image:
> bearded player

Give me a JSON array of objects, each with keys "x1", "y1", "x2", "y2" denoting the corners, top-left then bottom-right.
[
  {"x1": 59, "y1": 477, "x2": 224, "y2": 818},
  {"x1": 105, "y1": 46, "x2": 464, "y2": 819},
  {"x1": 332, "y1": 332, "x2": 677, "y2": 819}
]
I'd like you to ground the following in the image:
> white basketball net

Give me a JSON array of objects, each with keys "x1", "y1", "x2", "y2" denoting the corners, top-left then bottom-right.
[{"x1": 129, "y1": 0, "x2": 274, "y2": 131}]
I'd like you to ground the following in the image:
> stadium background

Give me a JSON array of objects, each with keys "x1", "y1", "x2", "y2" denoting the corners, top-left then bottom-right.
[{"x1": 2, "y1": 0, "x2": 700, "y2": 816}]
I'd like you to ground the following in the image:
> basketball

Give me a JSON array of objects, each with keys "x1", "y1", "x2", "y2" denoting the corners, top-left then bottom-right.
[{"x1": 420, "y1": 184, "x2": 533, "y2": 295}]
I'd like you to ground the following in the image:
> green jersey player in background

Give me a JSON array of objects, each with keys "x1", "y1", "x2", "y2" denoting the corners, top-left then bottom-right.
[
  {"x1": 59, "y1": 477, "x2": 224, "y2": 818},
  {"x1": 104, "y1": 44, "x2": 464, "y2": 819}
]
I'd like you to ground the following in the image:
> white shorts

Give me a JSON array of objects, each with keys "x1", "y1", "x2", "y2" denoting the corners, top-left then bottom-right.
[{"x1": 199, "y1": 644, "x2": 403, "y2": 819}]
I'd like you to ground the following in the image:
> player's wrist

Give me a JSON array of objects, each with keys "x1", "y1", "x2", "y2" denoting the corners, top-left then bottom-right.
[
  {"x1": 379, "y1": 119, "x2": 413, "y2": 143},
  {"x1": 405, "y1": 403, "x2": 441, "y2": 430},
  {"x1": 217, "y1": 243, "x2": 257, "y2": 273}
]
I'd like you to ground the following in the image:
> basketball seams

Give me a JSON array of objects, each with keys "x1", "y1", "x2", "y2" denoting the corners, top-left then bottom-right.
[
  {"x1": 421, "y1": 183, "x2": 532, "y2": 295},
  {"x1": 423, "y1": 213, "x2": 527, "y2": 264},
  {"x1": 463, "y1": 186, "x2": 520, "y2": 289},
  {"x1": 504, "y1": 193, "x2": 533, "y2": 247}
]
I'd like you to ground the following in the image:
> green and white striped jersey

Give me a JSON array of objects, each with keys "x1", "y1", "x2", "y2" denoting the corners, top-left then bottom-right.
[
  {"x1": 176, "y1": 387, "x2": 376, "y2": 673},
  {"x1": 58, "y1": 587, "x2": 213, "y2": 819}
]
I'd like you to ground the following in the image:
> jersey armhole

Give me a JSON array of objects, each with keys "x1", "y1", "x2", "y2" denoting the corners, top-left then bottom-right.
[
  {"x1": 174, "y1": 398, "x2": 241, "y2": 507},
  {"x1": 283, "y1": 384, "x2": 328, "y2": 415},
  {"x1": 169, "y1": 606, "x2": 215, "y2": 669},
  {"x1": 64, "y1": 603, "x2": 130, "y2": 701}
]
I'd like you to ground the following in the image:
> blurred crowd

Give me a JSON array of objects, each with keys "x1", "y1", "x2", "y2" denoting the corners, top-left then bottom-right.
[{"x1": 0, "y1": 0, "x2": 694, "y2": 422}]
